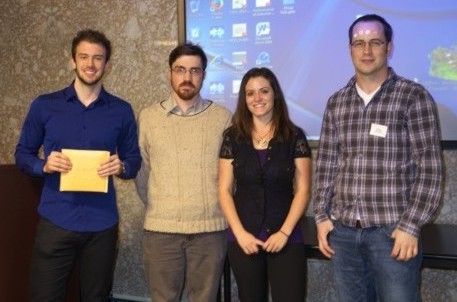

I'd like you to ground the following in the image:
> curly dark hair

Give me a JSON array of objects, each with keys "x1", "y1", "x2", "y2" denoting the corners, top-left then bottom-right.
[{"x1": 71, "y1": 29, "x2": 111, "y2": 62}]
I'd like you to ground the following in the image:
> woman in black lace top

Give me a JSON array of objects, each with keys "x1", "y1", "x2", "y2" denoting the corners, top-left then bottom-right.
[{"x1": 218, "y1": 67, "x2": 312, "y2": 302}]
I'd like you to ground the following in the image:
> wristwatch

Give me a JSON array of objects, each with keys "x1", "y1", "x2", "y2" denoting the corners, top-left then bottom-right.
[{"x1": 121, "y1": 162, "x2": 126, "y2": 176}]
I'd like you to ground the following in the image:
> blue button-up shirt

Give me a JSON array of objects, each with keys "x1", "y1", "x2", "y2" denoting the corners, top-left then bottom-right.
[{"x1": 15, "y1": 82, "x2": 141, "y2": 232}]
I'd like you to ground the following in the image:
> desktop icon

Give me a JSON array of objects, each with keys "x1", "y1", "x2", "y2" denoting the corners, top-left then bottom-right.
[
  {"x1": 256, "y1": 0, "x2": 271, "y2": 8},
  {"x1": 256, "y1": 22, "x2": 270, "y2": 36},
  {"x1": 232, "y1": 80, "x2": 241, "y2": 94},
  {"x1": 256, "y1": 51, "x2": 271, "y2": 65},
  {"x1": 209, "y1": 54, "x2": 225, "y2": 68},
  {"x1": 232, "y1": 51, "x2": 247, "y2": 66},
  {"x1": 232, "y1": 23, "x2": 247, "y2": 38},
  {"x1": 189, "y1": 27, "x2": 201, "y2": 39},
  {"x1": 232, "y1": 0, "x2": 247, "y2": 9},
  {"x1": 210, "y1": 82, "x2": 225, "y2": 95},
  {"x1": 210, "y1": 26, "x2": 225, "y2": 39},
  {"x1": 190, "y1": 0, "x2": 200, "y2": 13},
  {"x1": 210, "y1": 0, "x2": 224, "y2": 11}
]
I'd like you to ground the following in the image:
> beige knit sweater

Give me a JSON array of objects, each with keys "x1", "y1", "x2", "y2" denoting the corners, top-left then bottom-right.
[{"x1": 136, "y1": 99, "x2": 232, "y2": 234}]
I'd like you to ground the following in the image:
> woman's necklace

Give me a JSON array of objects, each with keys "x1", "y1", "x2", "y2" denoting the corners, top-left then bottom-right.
[{"x1": 254, "y1": 127, "x2": 271, "y2": 149}]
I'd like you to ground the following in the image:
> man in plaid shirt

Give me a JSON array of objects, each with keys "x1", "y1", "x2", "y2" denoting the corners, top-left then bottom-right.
[{"x1": 313, "y1": 14, "x2": 442, "y2": 302}]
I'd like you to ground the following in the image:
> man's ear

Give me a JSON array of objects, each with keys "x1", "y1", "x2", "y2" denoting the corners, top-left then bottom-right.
[
  {"x1": 387, "y1": 41, "x2": 394, "y2": 58},
  {"x1": 70, "y1": 57, "x2": 76, "y2": 70}
]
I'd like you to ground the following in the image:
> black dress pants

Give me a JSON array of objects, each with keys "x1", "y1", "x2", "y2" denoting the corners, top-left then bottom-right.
[
  {"x1": 29, "y1": 218, "x2": 118, "y2": 302},
  {"x1": 228, "y1": 241, "x2": 306, "y2": 302}
]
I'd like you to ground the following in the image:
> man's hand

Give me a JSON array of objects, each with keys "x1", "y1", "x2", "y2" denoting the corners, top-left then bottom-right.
[
  {"x1": 98, "y1": 154, "x2": 123, "y2": 177},
  {"x1": 43, "y1": 151, "x2": 72, "y2": 173},
  {"x1": 391, "y1": 228, "x2": 418, "y2": 261},
  {"x1": 316, "y1": 219, "x2": 335, "y2": 258}
]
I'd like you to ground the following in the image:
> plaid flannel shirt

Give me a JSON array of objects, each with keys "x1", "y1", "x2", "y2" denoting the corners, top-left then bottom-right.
[{"x1": 313, "y1": 68, "x2": 442, "y2": 237}]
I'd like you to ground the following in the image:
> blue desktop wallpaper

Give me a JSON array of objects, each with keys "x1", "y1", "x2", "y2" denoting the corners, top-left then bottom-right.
[{"x1": 186, "y1": 0, "x2": 457, "y2": 141}]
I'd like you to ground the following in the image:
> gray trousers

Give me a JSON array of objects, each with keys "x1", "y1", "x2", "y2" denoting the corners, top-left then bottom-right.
[{"x1": 143, "y1": 230, "x2": 227, "y2": 302}]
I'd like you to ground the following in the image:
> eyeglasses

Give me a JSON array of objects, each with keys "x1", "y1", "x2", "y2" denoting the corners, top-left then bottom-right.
[
  {"x1": 351, "y1": 39, "x2": 386, "y2": 50},
  {"x1": 171, "y1": 66, "x2": 203, "y2": 76}
]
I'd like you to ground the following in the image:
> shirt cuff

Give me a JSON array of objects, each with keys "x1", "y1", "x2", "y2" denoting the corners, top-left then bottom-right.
[
  {"x1": 33, "y1": 159, "x2": 46, "y2": 177},
  {"x1": 314, "y1": 213, "x2": 330, "y2": 225}
]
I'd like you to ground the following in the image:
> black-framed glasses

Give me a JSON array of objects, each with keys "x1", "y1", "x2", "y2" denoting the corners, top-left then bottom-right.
[
  {"x1": 351, "y1": 39, "x2": 386, "y2": 50},
  {"x1": 171, "y1": 66, "x2": 203, "y2": 76}
]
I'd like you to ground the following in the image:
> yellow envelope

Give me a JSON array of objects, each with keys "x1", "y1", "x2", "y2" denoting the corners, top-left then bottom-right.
[{"x1": 60, "y1": 149, "x2": 110, "y2": 193}]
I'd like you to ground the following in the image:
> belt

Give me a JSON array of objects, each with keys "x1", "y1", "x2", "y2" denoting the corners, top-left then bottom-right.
[{"x1": 355, "y1": 220, "x2": 362, "y2": 228}]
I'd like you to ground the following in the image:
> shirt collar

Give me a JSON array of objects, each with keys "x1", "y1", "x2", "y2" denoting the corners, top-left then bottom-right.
[
  {"x1": 348, "y1": 67, "x2": 398, "y2": 90},
  {"x1": 162, "y1": 95, "x2": 210, "y2": 116},
  {"x1": 64, "y1": 81, "x2": 109, "y2": 107}
]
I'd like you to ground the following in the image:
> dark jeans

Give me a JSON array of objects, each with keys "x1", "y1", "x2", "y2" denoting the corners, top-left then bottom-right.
[
  {"x1": 228, "y1": 242, "x2": 306, "y2": 302},
  {"x1": 30, "y1": 218, "x2": 118, "y2": 302}
]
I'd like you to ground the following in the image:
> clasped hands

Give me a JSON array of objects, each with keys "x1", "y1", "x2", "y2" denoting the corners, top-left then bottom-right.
[{"x1": 237, "y1": 229, "x2": 289, "y2": 255}]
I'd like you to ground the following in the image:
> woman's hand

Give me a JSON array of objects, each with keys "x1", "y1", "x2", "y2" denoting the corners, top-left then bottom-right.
[
  {"x1": 236, "y1": 230, "x2": 265, "y2": 255},
  {"x1": 262, "y1": 231, "x2": 288, "y2": 253}
]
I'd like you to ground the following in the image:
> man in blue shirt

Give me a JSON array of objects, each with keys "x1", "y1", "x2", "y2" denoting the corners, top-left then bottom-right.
[{"x1": 15, "y1": 29, "x2": 141, "y2": 301}]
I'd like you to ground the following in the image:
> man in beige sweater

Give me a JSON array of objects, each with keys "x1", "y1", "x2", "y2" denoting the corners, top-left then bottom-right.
[{"x1": 135, "y1": 43, "x2": 232, "y2": 302}]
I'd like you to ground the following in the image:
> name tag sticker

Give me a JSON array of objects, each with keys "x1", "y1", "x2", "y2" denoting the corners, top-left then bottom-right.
[{"x1": 369, "y1": 123, "x2": 388, "y2": 138}]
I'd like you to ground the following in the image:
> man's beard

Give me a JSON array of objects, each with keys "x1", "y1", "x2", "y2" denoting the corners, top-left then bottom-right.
[
  {"x1": 75, "y1": 68, "x2": 104, "y2": 86},
  {"x1": 176, "y1": 82, "x2": 198, "y2": 100}
]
